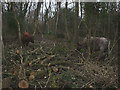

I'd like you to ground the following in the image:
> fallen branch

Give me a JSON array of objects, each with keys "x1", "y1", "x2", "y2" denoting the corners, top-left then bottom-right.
[
  {"x1": 81, "y1": 79, "x2": 95, "y2": 88},
  {"x1": 44, "y1": 67, "x2": 51, "y2": 88}
]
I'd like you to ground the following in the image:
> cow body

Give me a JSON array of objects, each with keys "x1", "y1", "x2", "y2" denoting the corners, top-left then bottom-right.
[
  {"x1": 77, "y1": 36, "x2": 110, "y2": 58},
  {"x1": 22, "y1": 32, "x2": 34, "y2": 46}
]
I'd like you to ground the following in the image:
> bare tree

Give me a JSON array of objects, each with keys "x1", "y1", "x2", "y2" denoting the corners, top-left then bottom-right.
[
  {"x1": 65, "y1": 1, "x2": 70, "y2": 40},
  {"x1": 73, "y1": 2, "x2": 79, "y2": 43},
  {"x1": 12, "y1": 3, "x2": 21, "y2": 43},
  {"x1": 45, "y1": 1, "x2": 52, "y2": 34},
  {"x1": 80, "y1": 2, "x2": 83, "y2": 19},
  {"x1": 33, "y1": 2, "x2": 42, "y2": 36},
  {"x1": 1, "y1": 34, "x2": 5, "y2": 59},
  {"x1": 55, "y1": 1, "x2": 61, "y2": 35}
]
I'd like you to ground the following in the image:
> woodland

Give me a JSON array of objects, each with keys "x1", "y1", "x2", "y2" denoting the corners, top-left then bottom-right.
[{"x1": 2, "y1": 1, "x2": 119, "y2": 88}]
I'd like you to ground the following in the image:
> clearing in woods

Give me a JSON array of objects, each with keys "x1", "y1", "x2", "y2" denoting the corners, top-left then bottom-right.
[{"x1": 2, "y1": 36, "x2": 118, "y2": 88}]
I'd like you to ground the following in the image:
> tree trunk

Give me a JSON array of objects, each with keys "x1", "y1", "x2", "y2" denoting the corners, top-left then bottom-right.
[
  {"x1": 78, "y1": 2, "x2": 83, "y2": 30},
  {"x1": 107, "y1": 3, "x2": 110, "y2": 39},
  {"x1": 80, "y1": 2, "x2": 83, "y2": 19},
  {"x1": 12, "y1": 3, "x2": 21, "y2": 43},
  {"x1": 55, "y1": 2, "x2": 61, "y2": 35},
  {"x1": 7, "y1": 2, "x2": 10, "y2": 12},
  {"x1": 1, "y1": 35, "x2": 5, "y2": 59},
  {"x1": 44, "y1": 2, "x2": 49, "y2": 33},
  {"x1": 23, "y1": 3, "x2": 29, "y2": 17},
  {"x1": 47, "y1": 2, "x2": 51, "y2": 34},
  {"x1": 65, "y1": 1, "x2": 70, "y2": 40},
  {"x1": 33, "y1": 2, "x2": 42, "y2": 36},
  {"x1": 73, "y1": 2, "x2": 79, "y2": 43}
]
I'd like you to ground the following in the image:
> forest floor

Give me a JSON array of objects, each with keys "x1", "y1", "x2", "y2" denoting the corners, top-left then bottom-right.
[{"x1": 2, "y1": 36, "x2": 118, "y2": 88}]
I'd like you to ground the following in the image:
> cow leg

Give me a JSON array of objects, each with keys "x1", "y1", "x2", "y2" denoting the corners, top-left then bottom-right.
[
  {"x1": 98, "y1": 50, "x2": 107, "y2": 60},
  {"x1": 97, "y1": 46, "x2": 104, "y2": 60}
]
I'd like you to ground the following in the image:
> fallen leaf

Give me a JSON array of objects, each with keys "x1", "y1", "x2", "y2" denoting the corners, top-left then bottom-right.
[
  {"x1": 13, "y1": 71, "x2": 17, "y2": 75},
  {"x1": 14, "y1": 65, "x2": 20, "y2": 75},
  {"x1": 18, "y1": 80, "x2": 29, "y2": 88},
  {"x1": 48, "y1": 63, "x2": 51, "y2": 67},
  {"x1": 89, "y1": 85, "x2": 93, "y2": 88},
  {"x1": 29, "y1": 61, "x2": 32, "y2": 66},
  {"x1": 53, "y1": 67, "x2": 58, "y2": 72},
  {"x1": 37, "y1": 69, "x2": 41, "y2": 71},
  {"x1": 72, "y1": 77, "x2": 75, "y2": 80},
  {"x1": 30, "y1": 71, "x2": 35, "y2": 75},
  {"x1": 16, "y1": 50, "x2": 20, "y2": 54},
  {"x1": 47, "y1": 55, "x2": 55, "y2": 60},
  {"x1": 38, "y1": 57, "x2": 40, "y2": 60},
  {"x1": 41, "y1": 61, "x2": 44, "y2": 64},
  {"x1": 29, "y1": 75, "x2": 35, "y2": 81}
]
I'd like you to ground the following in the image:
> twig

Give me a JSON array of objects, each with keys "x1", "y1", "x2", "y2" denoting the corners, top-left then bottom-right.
[
  {"x1": 44, "y1": 68, "x2": 51, "y2": 88},
  {"x1": 75, "y1": 49, "x2": 86, "y2": 61},
  {"x1": 30, "y1": 47, "x2": 40, "y2": 53},
  {"x1": 109, "y1": 38, "x2": 119, "y2": 55},
  {"x1": 74, "y1": 63, "x2": 83, "y2": 66},
  {"x1": 19, "y1": 54, "x2": 23, "y2": 64},
  {"x1": 23, "y1": 68, "x2": 27, "y2": 80},
  {"x1": 44, "y1": 74, "x2": 51, "y2": 88},
  {"x1": 11, "y1": 60, "x2": 17, "y2": 66},
  {"x1": 81, "y1": 79, "x2": 95, "y2": 88},
  {"x1": 37, "y1": 81, "x2": 43, "y2": 88},
  {"x1": 31, "y1": 58, "x2": 41, "y2": 64},
  {"x1": 23, "y1": 55, "x2": 30, "y2": 66},
  {"x1": 105, "y1": 38, "x2": 119, "y2": 61}
]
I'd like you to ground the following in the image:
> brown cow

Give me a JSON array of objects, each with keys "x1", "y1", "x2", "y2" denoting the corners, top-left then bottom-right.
[
  {"x1": 21, "y1": 32, "x2": 34, "y2": 46},
  {"x1": 77, "y1": 36, "x2": 110, "y2": 59}
]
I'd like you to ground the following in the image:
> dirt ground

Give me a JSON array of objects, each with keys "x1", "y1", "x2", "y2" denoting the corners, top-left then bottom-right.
[{"x1": 2, "y1": 36, "x2": 118, "y2": 88}]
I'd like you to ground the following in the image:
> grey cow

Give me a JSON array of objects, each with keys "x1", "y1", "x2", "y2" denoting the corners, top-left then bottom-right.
[{"x1": 77, "y1": 36, "x2": 110, "y2": 59}]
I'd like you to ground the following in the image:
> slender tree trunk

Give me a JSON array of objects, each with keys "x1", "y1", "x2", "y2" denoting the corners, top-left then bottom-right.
[
  {"x1": 20, "y1": 2, "x2": 22, "y2": 16},
  {"x1": 28, "y1": 3, "x2": 32, "y2": 15},
  {"x1": 7, "y1": 2, "x2": 10, "y2": 12},
  {"x1": 80, "y1": 2, "x2": 82, "y2": 19},
  {"x1": 73, "y1": 2, "x2": 79, "y2": 43},
  {"x1": 65, "y1": 1, "x2": 70, "y2": 40},
  {"x1": 78, "y1": 2, "x2": 83, "y2": 30},
  {"x1": 84, "y1": 3, "x2": 91, "y2": 60},
  {"x1": 19, "y1": 3, "x2": 28, "y2": 32},
  {"x1": 41, "y1": 3, "x2": 44, "y2": 35},
  {"x1": 47, "y1": 2, "x2": 51, "y2": 34},
  {"x1": 2, "y1": 35, "x2": 5, "y2": 59},
  {"x1": 12, "y1": 3, "x2": 21, "y2": 43},
  {"x1": 55, "y1": 2, "x2": 61, "y2": 35},
  {"x1": 33, "y1": 2, "x2": 42, "y2": 36},
  {"x1": 23, "y1": 3, "x2": 29, "y2": 17},
  {"x1": 107, "y1": 3, "x2": 110, "y2": 39},
  {"x1": 44, "y1": 2, "x2": 49, "y2": 33},
  {"x1": 55, "y1": 10, "x2": 59, "y2": 35}
]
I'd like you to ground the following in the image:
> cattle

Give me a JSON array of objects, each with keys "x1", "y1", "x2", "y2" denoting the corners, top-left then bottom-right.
[
  {"x1": 77, "y1": 36, "x2": 110, "y2": 59},
  {"x1": 21, "y1": 32, "x2": 34, "y2": 46}
]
